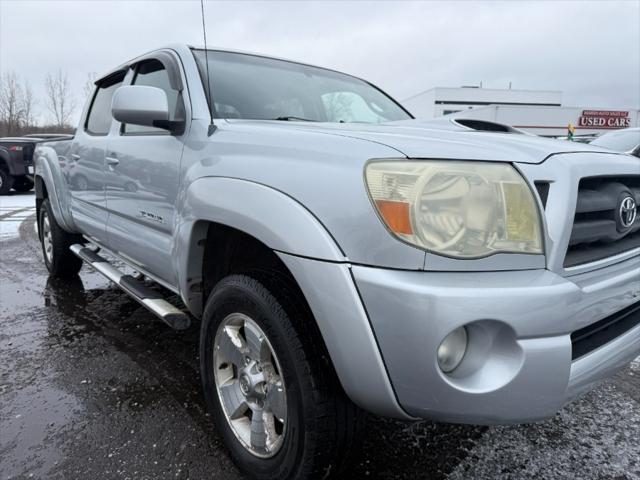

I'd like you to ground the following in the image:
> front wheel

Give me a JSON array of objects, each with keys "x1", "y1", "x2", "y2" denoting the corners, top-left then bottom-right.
[
  {"x1": 200, "y1": 275, "x2": 362, "y2": 479},
  {"x1": 39, "y1": 198, "x2": 84, "y2": 278}
]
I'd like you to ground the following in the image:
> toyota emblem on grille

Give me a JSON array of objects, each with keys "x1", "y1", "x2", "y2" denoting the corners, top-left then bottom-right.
[{"x1": 619, "y1": 196, "x2": 637, "y2": 229}]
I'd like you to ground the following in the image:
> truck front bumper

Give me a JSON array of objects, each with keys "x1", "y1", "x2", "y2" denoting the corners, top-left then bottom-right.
[{"x1": 352, "y1": 255, "x2": 640, "y2": 424}]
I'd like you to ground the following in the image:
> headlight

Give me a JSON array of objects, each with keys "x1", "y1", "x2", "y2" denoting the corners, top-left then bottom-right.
[{"x1": 365, "y1": 160, "x2": 543, "y2": 258}]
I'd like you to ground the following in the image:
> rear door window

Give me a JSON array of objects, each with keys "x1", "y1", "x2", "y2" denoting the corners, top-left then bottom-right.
[{"x1": 85, "y1": 72, "x2": 125, "y2": 135}]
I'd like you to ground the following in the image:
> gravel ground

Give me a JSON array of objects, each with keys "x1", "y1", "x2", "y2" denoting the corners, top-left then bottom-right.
[{"x1": 1, "y1": 191, "x2": 639, "y2": 480}]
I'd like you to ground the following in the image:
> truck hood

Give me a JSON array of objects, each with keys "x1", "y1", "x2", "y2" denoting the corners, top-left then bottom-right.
[{"x1": 248, "y1": 119, "x2": 614, "y2": 164}]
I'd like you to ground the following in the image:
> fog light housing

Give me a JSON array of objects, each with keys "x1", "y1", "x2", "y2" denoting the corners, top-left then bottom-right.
[{"x1": 437, "y1": 327, "x2": 468, "y2": 373}]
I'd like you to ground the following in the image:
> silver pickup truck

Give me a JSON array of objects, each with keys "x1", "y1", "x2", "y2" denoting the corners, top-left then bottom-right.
[{"x1": 34, "y1": 44, "x2": 640, "y2": 480}]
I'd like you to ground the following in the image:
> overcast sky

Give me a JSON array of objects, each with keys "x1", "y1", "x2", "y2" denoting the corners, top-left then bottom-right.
[{"x1": 1, "y1": 0, "x2": 638, "y2": 125}]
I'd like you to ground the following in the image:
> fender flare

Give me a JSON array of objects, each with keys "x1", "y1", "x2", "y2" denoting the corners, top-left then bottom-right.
[
  {"x1": 34, "y1": 146, "x2": 78, "y2": 232},
  {"x1": 175, "y1": 176, "x2": 411, "y2": 418},
  {"x1": 175, "y1": 176, "x2": 346, "y2": 315}
]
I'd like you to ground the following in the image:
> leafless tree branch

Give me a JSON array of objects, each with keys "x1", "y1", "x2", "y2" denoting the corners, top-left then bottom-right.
[
  {"x1": 0, "y1": 71, "x2": 24, "y2": 136},
  {"x1": 45, "y1": 69, "x2": 76, "y2": 129},
  {"x1": 21, "y1": 80, "x2": 37, "y2": 129}
]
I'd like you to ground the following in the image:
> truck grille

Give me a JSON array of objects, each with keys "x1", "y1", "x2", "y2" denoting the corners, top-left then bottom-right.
[{"x1": 564, "y1": 175, "x2": 640, "y2": 268}]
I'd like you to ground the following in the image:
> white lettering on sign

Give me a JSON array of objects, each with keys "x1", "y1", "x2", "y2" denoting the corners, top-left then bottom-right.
[{"x1": 578, "y1": 110, "x2": 631, "y2": 129}]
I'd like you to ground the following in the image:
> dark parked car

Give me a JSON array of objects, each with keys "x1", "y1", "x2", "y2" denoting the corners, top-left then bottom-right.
[
  {"x1": 0, "y1": 137, "x2": 39, "y2": 194},
  {"x1": 0, "y1": 135, "x2": 73, "y2": 194}
]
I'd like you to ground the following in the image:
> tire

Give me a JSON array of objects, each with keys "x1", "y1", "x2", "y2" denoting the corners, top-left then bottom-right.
[
  {"x1": 0, "y1": 169, "x2": 13, "y2": 195},
  {"x1": 200, "y1": 274, "x2": 363, "y2": 480},
  {"x1": 13, "y1": 176, "x2": 34, "y2": 192},
  {"x1": 39, "y1": 198, "x2": 84, "y2": 278}
]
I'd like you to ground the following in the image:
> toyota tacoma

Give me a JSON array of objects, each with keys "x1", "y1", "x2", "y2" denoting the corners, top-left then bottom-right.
[{"x1": 33, "y1": 45, "x2": 640, "y2": 479}]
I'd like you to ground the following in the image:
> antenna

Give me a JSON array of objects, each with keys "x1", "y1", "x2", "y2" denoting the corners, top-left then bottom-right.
[{"x1": 200, "y1": 0, "x2": 216, "y2": 135}]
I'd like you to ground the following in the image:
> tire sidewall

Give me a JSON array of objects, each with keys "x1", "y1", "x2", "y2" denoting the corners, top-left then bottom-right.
[
  {"x1": 38, "y1": 198, "x2": 82, "y2": 278},
  {"x1": 200, "y1": 277, "x2": 309, "y2": 480},
  {"x1": 39, "y1": 200, "x2": 54, "y2": 272}
]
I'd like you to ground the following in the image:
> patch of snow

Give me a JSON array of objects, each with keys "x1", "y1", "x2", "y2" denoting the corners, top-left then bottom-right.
[{"x1": 0, "y1": 193, "x2": 36, "y2": 240}]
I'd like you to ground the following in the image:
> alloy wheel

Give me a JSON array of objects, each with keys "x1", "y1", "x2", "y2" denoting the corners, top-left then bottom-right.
[
  {"x1": 213, "y1": 313, "x2": 287, "y2": 458},
  {"x1": 41, "y1": 211, "x2": 53, "y2": 264}
]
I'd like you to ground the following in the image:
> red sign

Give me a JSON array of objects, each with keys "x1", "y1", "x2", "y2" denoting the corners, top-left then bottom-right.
[{"x1": 578, "y1": 110, "x2": 631, "y2": 128}]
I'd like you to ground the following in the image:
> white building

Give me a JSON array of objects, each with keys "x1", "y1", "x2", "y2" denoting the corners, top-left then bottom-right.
[
  {"x1": 403, "y1": 86, "x2": 562, "y2": 118},
  {"x1": 403, "y1": 86, "x2": 639, "y2": 137}
]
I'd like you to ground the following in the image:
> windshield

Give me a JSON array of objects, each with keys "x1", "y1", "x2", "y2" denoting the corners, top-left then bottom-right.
[
  {"x1": 591, "y1": 129, "x2": 640, "y2": 152},
  {"x1": 193, "y1": 50, "x2": 412, "y2": 124}
]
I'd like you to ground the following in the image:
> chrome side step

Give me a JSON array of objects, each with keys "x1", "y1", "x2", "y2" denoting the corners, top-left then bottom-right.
[{"x1": 70, "y1": 244, "x2": 191, "y2": 330}]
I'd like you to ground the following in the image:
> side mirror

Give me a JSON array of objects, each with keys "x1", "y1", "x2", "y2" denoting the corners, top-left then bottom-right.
[{"x1": 111, "y1": 85, "x2": 182, "y2": 133}]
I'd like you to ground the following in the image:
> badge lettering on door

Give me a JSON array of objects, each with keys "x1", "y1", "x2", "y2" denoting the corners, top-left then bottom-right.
[{"x1": 139, "y1": 210, "x2": 164, "y2": 224}]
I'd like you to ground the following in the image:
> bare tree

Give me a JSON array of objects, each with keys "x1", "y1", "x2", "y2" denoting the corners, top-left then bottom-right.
[
  {"x1": 83, "y1": 72, "x2": 98, "y2": 101},
  {"x1": 0, "y1": 71, "x2": 24, "y2": 136},
  {"x1": 45, "y1": 69, "x2": 76, "y2": 128},
  {"x1": 21, "y1": 80, "x2": 37, "y2": 130}
]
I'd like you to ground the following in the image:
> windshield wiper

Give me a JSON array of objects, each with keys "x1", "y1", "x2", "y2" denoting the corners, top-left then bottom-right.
[{"x1": 272, "y1": 116, "x2": 317, "y2": 122}]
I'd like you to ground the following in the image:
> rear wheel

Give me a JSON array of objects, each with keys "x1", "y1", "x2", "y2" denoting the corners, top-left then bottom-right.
[
  {"x1": 0, "y1": 169, "x2": 13, "y2": 195},
  {"x1": 200, "y1": 274, "x2": 363, "y2": 479},
  {"x1": 39, "y1": 198, "x2": 83, "y2": 278}
]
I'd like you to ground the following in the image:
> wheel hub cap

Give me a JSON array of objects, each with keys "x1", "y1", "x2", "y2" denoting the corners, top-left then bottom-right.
[
  {"x1": 239, "y1": 374, "x2": 251, "y2": 395},
  {"x1": 213, "y1": 313, "x2": 287, "y2": 458}
]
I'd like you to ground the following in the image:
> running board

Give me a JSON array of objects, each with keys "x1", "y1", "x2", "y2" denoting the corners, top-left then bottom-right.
[{"x1": 70, "y1": 244, "x2": 191, "y2": 330}]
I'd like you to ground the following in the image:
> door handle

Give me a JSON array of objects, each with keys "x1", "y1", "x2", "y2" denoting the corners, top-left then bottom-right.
[
  {"x1": 106, "y1": 156, "x2": 120, "y2": 167},
  {"x1": 71, "y1": 153, "x2": 80, "y2": 160}
]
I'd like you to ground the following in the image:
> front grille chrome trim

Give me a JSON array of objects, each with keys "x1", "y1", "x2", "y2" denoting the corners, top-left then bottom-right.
[{"x1": 563, "y1": 246, "x2": 640, "y2": 276}]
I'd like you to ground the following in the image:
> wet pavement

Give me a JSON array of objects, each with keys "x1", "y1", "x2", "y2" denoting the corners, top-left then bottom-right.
[{"x1": 1, "y1": 191, "x2": 640, "y2": 480}]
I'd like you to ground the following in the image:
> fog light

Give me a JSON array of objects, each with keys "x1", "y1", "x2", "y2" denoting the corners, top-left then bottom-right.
[{"x1": 437, "y1": 327, "x2": 468, "y2": 373}]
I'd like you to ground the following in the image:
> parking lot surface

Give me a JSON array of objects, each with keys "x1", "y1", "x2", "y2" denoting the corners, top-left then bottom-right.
[{"x1": 1, "y1": 191, "x2": 640, "y2": 480}]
